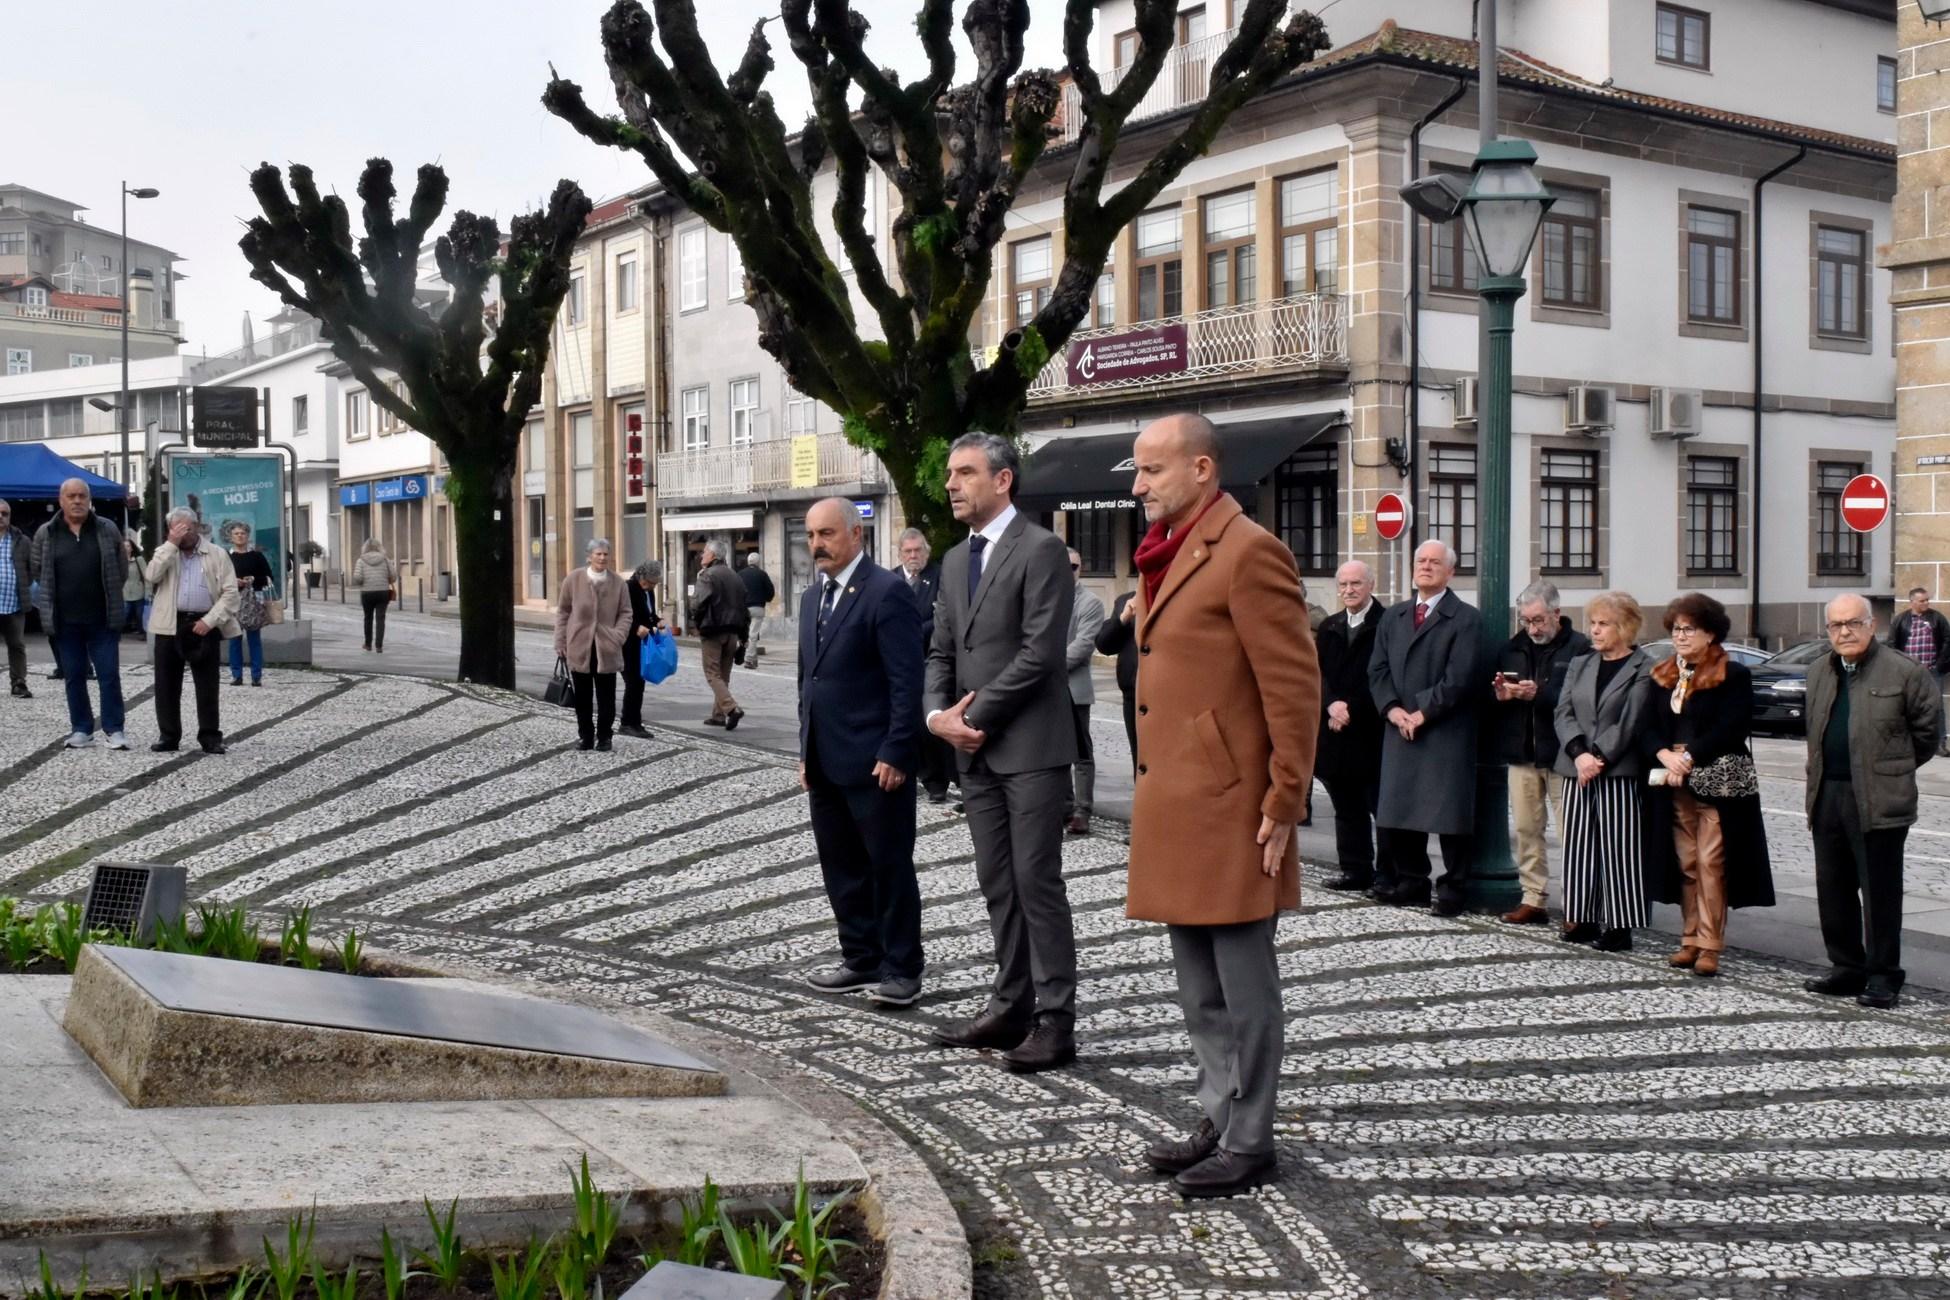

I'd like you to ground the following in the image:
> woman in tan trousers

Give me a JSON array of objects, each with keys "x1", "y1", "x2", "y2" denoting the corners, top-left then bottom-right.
[{"x1": 554, "y1": 538, "x2": 633, "y2": 751}]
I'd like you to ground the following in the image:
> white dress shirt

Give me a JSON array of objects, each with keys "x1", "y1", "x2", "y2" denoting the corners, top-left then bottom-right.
[
  {"x1": 926, "y1": 504, "x2": 1019, "y2": 726},
  {"x1": 1345, "y1": 599, "x2": 1374, "y2": 631}
]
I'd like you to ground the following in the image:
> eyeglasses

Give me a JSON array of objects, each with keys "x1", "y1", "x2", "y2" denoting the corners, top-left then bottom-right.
[
  {"x1": 1518, "y1": 614, "x2": 1553, "y2": 627},
  {"x1": 1669, "y1": 625, "x2": 1703, "y2": 637},
  {"x1": 1826, "y1": 618, "x2": 1870, "y2": 634}
]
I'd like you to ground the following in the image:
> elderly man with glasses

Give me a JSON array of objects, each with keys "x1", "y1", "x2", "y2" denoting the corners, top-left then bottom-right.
[
  {"x1": 1803, "y1": 594, "x2": 1939, "y2": 1009},
  {"x1": 1490, "y1": 581, "x2": 1590, "y2": 925}
]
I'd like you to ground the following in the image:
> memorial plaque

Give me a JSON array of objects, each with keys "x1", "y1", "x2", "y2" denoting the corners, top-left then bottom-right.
[{"x1": 94, "y1": 946, "x2": 712, "y2": 1072}]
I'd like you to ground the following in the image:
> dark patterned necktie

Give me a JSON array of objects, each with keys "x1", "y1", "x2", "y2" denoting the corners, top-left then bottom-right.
[
  {"x1": 967, "y1": 534, "x2": 989, "y2": 605},
  {"x1": 1415, "y1": 602, "x2": 1428, "y2": 630},
  {"x1": 817, "y1": 578, "x2": 838, "y2": 642}
]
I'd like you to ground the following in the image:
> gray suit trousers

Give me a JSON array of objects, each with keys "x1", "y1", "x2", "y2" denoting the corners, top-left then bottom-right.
[
  {"x1": 960, "y1": 759, "x2": 1077, "y2": 1025},
  {"x1": 1169, "y1": 916, "x2": 1282, "y2": 1157}
]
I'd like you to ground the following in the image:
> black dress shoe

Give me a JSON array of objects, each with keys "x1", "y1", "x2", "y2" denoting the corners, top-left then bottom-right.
[
  {"x1": 1805, "y1": 971, "x2": 1867, "y2": 997},
  {"x1": 200, "y1": 743, "x2": 227, "y2": 756},
  {"x1": 1593, "y1": 927, "x2": 1633, "y2": 952},
  {"x1": 150, "y1": 741, "x2": 179, "y2": 753},
  {"x1": 1430, "y1": 895, "x2": 1465, "y2": 918},
  {"x1": 12, "y1": 683, "x2": 31, "y2": 698},
  {"x1": 1560, "y1": 922, "x2": 1601, "y2": 944},
  {"x1": 724, "y1": 708, "x2": 745, "y2": 731},
  {"x1": 1858, "y1": 987, "x2": 1902, "y2": 1010},
  {"x1": 931, "y1": 1010, "x2": 1031, "y2": 1052},
  {"x1": 1324, "y1": 872, "x2": 1373, "y2": 892},
  {"x1": 1146, "y1": 1118, "x2": 1219, "y2": 1175},
  {"x1": 1002, "y1": 1019, "x2": 1077, "y2": 1073},
  {"x1": 1173, "y1": 1147, "x2": 1278, "y2": 1199},
  {"x1": 1379, "y1": 883, "x2": 1432, "y2": 908},
  {"x1": 925, "y1": 787, "x2": 949, "y2": 804},
  {"x1": 595, "y1": 738, "x2": 612, "y2": 752},
  {"x1": 577, "y1": 739, "x2": 594, "y2": 751},
  {"x1": 617, "y1": 724, "x2": 652, "y2": 739}
]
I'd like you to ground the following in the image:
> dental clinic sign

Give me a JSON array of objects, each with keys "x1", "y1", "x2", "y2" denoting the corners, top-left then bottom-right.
[{"x1": 1064, "y1": 323, "x2": 1188, "y2": 388}]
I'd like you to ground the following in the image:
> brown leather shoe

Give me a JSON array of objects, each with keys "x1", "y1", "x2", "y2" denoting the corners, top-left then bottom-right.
[
  {"x1": 1146, "y1": 1118, "x2": 1219, "y2": 1175},
  {"x1": 931, "y1": 1010, "x2": 1030, "y2": 1052},
  {"x1": 1693, "y1": 951, "x2": 1720, "y2": 977},
  {"x1": 1065, "y1": 813, "x2": 1090, "y2": 836},
  {"x1": 1668, "y1": 946, "x2": 1700, "y2": 968},
  {"x1": 1501, "y1": 903, "x2": 1549, "y2": 925},
  {"x1": 1001, "y1": 1018, "x2": 1077, "y2": 1073}
]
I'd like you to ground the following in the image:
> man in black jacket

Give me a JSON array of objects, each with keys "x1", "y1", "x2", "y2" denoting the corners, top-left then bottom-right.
[
  {"x1": 1492, "y1": 581, "x2": 1590, "y2": 925},
  {"x1": 689, "y1": 541, "x2": 748, "y2": 728},
  {"x1": 619, "y1": 560, "x2": 662, "y2": 739},
  {"x1": 1889, "y1": 586, "x2": 1950, "y2": 756},
  {"x1": 739, "y1": 554, "x2": 776, "y2": 662},
  {"x1": 1318, "y1": 560, "x2": 1388, "y2": 892},
  {"x1": 898, "y1": 528, "x2": 952, "y2": 801}
]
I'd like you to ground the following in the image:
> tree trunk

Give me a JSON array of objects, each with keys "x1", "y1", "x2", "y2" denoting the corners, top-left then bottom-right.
[{"x1": 447, "y1": 452, "x2": 519, "y2": 688}]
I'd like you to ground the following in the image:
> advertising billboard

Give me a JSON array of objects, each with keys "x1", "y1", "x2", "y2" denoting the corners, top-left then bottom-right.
[{"x1": 166, "y1": 453, "x2": 286, "y2": 596}]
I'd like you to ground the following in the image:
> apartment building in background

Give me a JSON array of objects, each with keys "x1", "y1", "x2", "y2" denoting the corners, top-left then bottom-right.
[{"x1": 0, "y1": 184, "x2": 183, "y2": 374}]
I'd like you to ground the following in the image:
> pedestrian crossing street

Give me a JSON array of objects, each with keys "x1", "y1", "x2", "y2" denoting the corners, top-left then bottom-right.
[{"x1": 6, "y1": 670, "x2": 1950, "y2": 1297}]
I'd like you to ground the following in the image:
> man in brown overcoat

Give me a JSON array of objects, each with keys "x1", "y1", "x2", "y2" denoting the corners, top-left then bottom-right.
[{"x1": 1126, "y1": 413, "x2": 1320, "y2": 1198}]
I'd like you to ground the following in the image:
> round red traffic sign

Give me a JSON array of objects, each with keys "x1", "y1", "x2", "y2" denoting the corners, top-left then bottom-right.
[
  {"x1": 1841, "y1": 473, "x2": 1890, "y2": 534},
  {"x1": 1375, "y1": 492, "x2": 1411, "y2": 542}
]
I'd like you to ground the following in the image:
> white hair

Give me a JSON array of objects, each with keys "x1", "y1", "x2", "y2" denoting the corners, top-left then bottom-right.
[
  {"x1": 585, "y1": 536, "x2": 612, "y2": 558},
  {"x1": 705, "y1": 539, "x2": 729, "y2": 561},
  {"x1": 1516, "y1": 580, "x2": 1561, "y2": 612},
  {"x1": 1415, "y1": 539, "x2": 1458, "y2": 568},
  {"x1": 165, "y1": 506, "x2": 199, "y2": 529}
]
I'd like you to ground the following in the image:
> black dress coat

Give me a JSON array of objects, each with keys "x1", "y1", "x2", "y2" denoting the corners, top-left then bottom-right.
[
  {"x1": 1369, "y1": 591, "x2": 1483, "y2": 834},
  {"x1": 1638, "y1": 656, "x2": 1776, "y2": 910},
  {"x1": 1316, "y1": 601, "x2": 1387, "y2": 774}
]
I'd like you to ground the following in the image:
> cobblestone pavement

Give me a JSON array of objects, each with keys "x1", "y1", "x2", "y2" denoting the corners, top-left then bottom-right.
[{"x1": 10, "y1": 668, "x2": 1950, "y2": 1297}]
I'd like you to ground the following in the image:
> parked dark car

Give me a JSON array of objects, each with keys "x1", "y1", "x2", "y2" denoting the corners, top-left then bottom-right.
[
  {"x1": 1638, "y1": 640, "x2": 1774, "y2": 670},
  {"x1": 1746, "y1": 639, "x2": 1830, "y2": 736}
]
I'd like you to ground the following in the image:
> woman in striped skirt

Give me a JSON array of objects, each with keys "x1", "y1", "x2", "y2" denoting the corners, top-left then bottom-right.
[{"x1": 1552, "y1": 592, "x2": 1656, "y2": 951}]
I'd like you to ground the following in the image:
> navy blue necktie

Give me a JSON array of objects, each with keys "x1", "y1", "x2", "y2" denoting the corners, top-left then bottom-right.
[
  {"x1": 816, "y1": 577, "x2": 838, "y2": 642},
  {"x1": 967, "y1": 534, "x2": 989, "y2": 605}
]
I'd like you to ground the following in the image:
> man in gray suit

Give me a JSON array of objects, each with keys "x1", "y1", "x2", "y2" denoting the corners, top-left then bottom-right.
[
  {"x1": 1064, "y1": 547, "x2": 1106, "y2": 836},
  {"x1": 1369, "y1": 538, "x2": 1483, "y2": 915},
  {"x1": 926, "y1": 432, "x2": 1080, "y2": 1072}
]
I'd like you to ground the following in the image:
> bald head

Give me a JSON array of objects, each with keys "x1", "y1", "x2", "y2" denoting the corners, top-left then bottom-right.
[
  {"x1": 1132, "y1": 413, "x2": 1223, "y2": 530},
  {"x1": 58, "y1": 478, "x2": 91, "y2": 527},
  {"x1": 806, "y1": 496, "x2": 864, "y2": 577},
  {"x1": 1334, "y1": 559, "x2": 1375, "y2": 612}
]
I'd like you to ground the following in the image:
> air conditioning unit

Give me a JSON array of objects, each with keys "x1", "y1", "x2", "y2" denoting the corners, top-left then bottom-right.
[
  {"x1": 1452, "y1": 377, "x2": 1478, "y2": 426},
  {"x1": 1565, "y1": 384, "x2": 1615, "y2": 434},
  {"x1": 1648, "y1": 386, "x2": 1704, "y2": 439}
]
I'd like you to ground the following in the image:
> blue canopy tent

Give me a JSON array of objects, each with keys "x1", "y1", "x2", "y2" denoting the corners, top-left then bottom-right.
[{"x1": 0, "y1": 444, "x2": 128, "y2": 501}]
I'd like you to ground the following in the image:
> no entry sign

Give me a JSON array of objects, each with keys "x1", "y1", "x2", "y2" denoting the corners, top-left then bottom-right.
[
  {"x1": 1841, "y1": 473, "x2": 1890, "y2": 534},
  {"x1": 1375, "y1": 492, "x2": 1411, "y2": 542}
]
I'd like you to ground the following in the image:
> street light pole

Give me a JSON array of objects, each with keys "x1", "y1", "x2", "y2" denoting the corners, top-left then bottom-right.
[{"x1": 117, "y1": 184, "x2": 158, "y2": 535}]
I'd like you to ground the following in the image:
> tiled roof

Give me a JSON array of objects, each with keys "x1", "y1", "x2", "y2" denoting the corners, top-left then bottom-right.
[{"x1": 1319, "y1": 23, "x2": 1893, "y2": 159}]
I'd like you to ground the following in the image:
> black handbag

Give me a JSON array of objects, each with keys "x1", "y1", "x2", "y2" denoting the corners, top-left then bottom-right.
[{"x1": 543, "y1": 656, "x2": 576, "y2": 708}]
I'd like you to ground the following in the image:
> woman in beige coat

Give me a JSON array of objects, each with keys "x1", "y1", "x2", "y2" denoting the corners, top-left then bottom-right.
[{"x1": 554, "y1": 538, "x2": 633, "y2": 750}]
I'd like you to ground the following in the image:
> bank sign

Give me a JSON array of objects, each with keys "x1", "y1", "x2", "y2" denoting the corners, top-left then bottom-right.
[{"x1": 1064, "y1": 323, "x2": 1189, "y2": 388}]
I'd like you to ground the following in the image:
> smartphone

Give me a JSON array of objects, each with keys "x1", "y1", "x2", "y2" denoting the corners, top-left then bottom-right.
[{"x1": 1499, "y1": 671, "x2": 1522, "y2": 682}]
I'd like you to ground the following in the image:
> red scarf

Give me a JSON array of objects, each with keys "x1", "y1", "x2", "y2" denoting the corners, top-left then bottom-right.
[{"x1": 1134, "y1": 492, "x2": 1226, "y2": 604}]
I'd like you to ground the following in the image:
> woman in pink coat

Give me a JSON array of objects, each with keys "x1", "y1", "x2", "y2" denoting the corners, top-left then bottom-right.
[{"x1": 554, "y1": 538, "x2": 633, "y2": 750}]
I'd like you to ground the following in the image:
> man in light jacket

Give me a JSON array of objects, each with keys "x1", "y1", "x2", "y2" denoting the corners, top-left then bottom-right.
[
  {"x1": 1063, "y1": 547, "x2": 1106, "y2": 836},
  {"x1": 1804, "y1": 593, "x2": 1938, "y2": 1009},
  {"x1": 146, "y1": 506, "x2": 240, "y2": 754},
  {"x1": 1125, "y1": 413, "x2": 1318, "y2": 1199}
]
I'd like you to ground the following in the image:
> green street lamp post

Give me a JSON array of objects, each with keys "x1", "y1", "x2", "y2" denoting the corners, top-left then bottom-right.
[{"x1": 1457, "y1": 140, "x2": 1554, "y2": 911}]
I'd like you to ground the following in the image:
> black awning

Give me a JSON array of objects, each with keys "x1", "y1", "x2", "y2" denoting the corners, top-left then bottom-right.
[{"x1": 1016, "y1": 411, "x2": 1346, "y2": 512}]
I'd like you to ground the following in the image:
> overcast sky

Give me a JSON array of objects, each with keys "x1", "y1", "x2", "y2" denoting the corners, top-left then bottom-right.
[{"x1": 6, "y1": 0, "x2": 1065, "y2": 359}]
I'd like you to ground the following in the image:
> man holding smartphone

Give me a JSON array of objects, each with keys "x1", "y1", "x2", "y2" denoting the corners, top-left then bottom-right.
[{"x1": 1492, "y1": 581, "x2": 1590, "y2": 925}]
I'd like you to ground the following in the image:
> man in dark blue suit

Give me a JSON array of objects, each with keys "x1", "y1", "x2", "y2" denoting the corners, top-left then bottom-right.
[
  {"x1": 898, "y1": 527, "x2": 953, "y2": 803},
  {"x1": 798, "y1": 497, "x2": 927, "y2": 1007}
]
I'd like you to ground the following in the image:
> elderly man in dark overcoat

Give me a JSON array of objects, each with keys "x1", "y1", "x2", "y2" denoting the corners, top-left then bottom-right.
[
  {"x1": 1124, "y1": 413, "x2": 1319, "y2": 1199},
  {"x1": 1368, "y1": 538, "x2": 1483, "y2": 914}
]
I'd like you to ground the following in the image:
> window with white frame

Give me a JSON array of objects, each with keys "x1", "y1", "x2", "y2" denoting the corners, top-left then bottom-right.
[
  {"x1": 1134, "y1": 207, "x2": 1183, "y2": 322},
  {"x1": 68, "y1": 353, "x2": 94, "y2": 368},
  {"x1": 726, "y1": 237, "x2": 746, "y2": 301},
  {"x1": 784, "y1": 391, "x2": 816, "y2": 437},
  {"x1": 1879, "y1": 56, "x2": 1899, "y2": 113},
  {"x1": 614, "y1": 253, "x2": 639, "y2": 313},
  {"x1": 1011, "y1": 236, "x2": 1052, "y2": 327},
  {"x1": 1202, "y1": 188, "x2": 1256, "y2": 310},
  {"x1": 346, "y1": 391, "x2": 368, "y2": 440},
  {"x1": 680, "y1": 227, "x2": 707, "y2": 310},
  {"x1": 5, "y1": 349, "x2": 29, "y2": 376},
  {"x1": 1093, "y1": 273, "x2": 1115, "y2": 328},
  {"x1": 565, "y1": 271, "x2": 586, "y2": 327},
  {"x1": 24, "y1": 286, "x2": 48, "y2": 307},
  {"x1": 0, "y1": 234, "x2": 23, "y2": 256},
  {"x1": 681, "y1": 385, "x2": 710, "y2": 450},
  {"x1": 292, "y1": 394, "x2": 309, "y2": 434},
  {"x1": 571, "y1": 411, "x2": 594, "y2": 517},
  {"x1": 730, "y1": 378, "x2": 759, "y2": 445}
]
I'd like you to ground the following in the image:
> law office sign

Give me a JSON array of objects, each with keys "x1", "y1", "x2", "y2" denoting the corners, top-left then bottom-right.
[{"x1": 1064, "y1": 323, "x2": 1189, "y2": 388}]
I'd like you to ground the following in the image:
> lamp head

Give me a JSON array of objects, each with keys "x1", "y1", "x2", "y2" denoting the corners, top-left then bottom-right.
[
  {"x1": 1460, "y1": 140, "x2": 1555, "y2": 279},
  {"x1": 126, "y1": 187, "x2": 160, "y2": 200},
  {"x1": 1399, "y1": 173, "x2": 1469, "y2": 224},
  {"x1": 87, "y1": 397, "x2": 118, "y2": 412}
]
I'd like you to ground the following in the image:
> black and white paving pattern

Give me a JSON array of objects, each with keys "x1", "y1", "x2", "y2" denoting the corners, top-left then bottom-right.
[{"x1": 8, "y1": 667, "x2": 1950, "y2": 1298}]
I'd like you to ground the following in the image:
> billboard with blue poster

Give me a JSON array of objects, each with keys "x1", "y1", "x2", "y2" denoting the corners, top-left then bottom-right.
[{"x1": 165, "y1": 452, "x2": 286, "y2": 597}]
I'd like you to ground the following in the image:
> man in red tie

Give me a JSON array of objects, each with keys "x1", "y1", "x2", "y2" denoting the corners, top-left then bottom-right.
[{"x1": 1367, "y1": 538, "x2": 1483, "y2": 914}]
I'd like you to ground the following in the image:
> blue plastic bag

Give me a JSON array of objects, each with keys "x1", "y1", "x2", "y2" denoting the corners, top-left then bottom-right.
[{"x1": 642, "y1": 629, "x2": 679, "y2": 685}]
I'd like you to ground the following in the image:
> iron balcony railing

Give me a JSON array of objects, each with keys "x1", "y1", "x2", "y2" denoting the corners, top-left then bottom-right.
[
  {"x1": 655, "y1": 432, "x2": 885, "y2": 500},
  {"x1": 1023, "y1": 292, "x2": 1349, "y2": 400},
  {"x1": 1056, "y1": 28, "x2": 1239, "y2": 145}
]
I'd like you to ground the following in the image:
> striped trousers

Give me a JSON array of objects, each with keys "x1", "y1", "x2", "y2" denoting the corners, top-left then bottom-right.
[{"x1": 1561, "y1": 773, "x2": 1649, "y2": 929}]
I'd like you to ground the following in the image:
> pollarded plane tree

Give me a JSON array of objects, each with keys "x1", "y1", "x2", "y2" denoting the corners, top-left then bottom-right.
[
  {"x1": 545, "y1": 0, "x2": 1329, "y2": 544},
  {"x1": 240, "y1": 161, "x2": 592, "y2": 688}
]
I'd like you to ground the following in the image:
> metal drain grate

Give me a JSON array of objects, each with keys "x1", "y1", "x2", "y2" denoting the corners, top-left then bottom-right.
[{"x1": 80, "y1": 863, "x2": 186, "y2": 942}]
